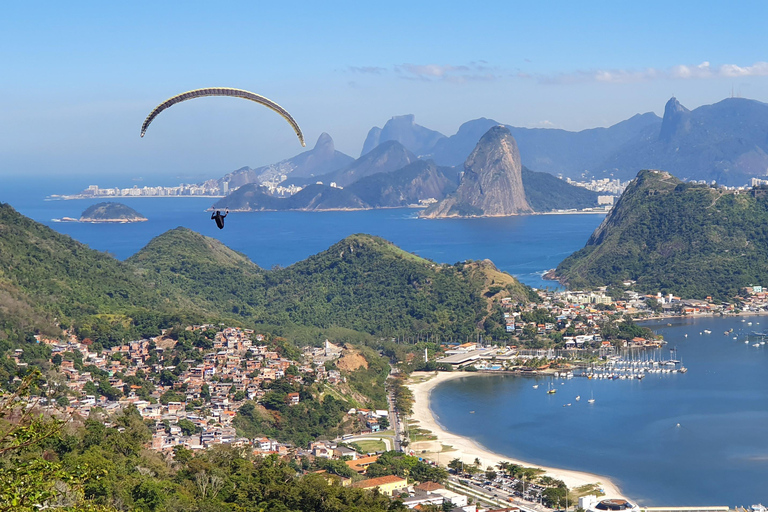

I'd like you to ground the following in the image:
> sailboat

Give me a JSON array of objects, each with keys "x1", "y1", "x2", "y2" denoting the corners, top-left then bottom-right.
[
  {"x1": 587, "y1": 391, "x2": 595, "y2": 404},
  {"x1": 547, "y1": 382, "x2": 556, "y2": 394}
]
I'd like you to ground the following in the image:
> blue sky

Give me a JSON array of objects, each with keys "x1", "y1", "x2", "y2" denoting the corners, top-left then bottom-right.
[{"x1": 2, "y1": 1, "x2": 767, "y2": 181}]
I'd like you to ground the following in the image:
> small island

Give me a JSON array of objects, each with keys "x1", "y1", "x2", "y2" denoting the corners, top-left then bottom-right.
[{"x1": 57, "y1": 202, "x2": 148, "y2": 223}]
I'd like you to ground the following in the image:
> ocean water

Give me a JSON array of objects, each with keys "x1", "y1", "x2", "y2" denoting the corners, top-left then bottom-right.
[
  {"x1": 430, "y1": 316, "x2": 768, "y2": 507},
  {"x1": 0, "y1": 177, "x2": 604, "y2": 289}
]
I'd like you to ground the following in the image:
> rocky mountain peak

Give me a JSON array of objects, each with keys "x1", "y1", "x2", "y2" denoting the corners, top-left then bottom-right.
[
  {"x1": 659, "y1": 96, "x2": 692, "y2": 141},
  {"x1": 361, "y1": 114, "x2": 446, "y2": 157},
  {"x1": 313, "y1": 132, "x2": 335, "y2": 155},
  {"x1": 420, "y1": 125, "x2": 532, "y2": 217}
]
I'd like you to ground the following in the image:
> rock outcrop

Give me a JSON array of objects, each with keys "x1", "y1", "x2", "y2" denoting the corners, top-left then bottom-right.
[{"x1": 421, "y1": 126, "x2": 532, "y2": 217}]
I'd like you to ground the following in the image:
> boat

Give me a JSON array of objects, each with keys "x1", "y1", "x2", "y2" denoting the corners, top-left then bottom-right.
[
  {"x1": 588, "y1": 392, "x2": 595, "y2": 404},
  {"x1": 547, "y1": 382, "x2": 556, "y2": 394},
  {"x1": 532, "y1": 384, "x2": 539, "y2": 389},
  {"x1": 575, "y1": 395, "x2": 581, "y2": 401}
]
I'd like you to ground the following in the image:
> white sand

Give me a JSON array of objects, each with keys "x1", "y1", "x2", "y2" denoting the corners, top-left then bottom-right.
[{"x1": 407, "y1": 371, "x2": 624, "y2": 498}]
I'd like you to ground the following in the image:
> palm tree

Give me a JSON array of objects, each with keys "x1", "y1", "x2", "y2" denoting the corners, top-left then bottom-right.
[
  {"x1": 474, "y1": 457, "x2": 481, "y2": 468},
  {"x1": 496, "y1": 461, "x2": 510, "y2": 477}
]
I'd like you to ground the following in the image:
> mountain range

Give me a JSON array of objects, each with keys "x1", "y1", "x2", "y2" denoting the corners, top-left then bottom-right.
[
  {"x1": 202, "y1": 96, "x2": 768, "y2": 216},
  {"x1": 358, "y1": 97, "x2": 768, "y2": 185},
  {"x1": 216, "y1": 127, "x2": 599, "y2": 213},
  {"x1": 201, "y1": 132, "x2": 355, "y2": 190}
]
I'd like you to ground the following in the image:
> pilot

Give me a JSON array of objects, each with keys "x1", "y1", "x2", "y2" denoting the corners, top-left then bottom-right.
[{"x1": 211, "y1": 208, "x2": 228, "y2": 229}]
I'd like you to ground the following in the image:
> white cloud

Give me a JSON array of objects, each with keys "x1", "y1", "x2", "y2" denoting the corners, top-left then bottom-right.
[
  {"x1": 347, "y1": 66, "x2": 387, "y2": 75},
  {"x1": 393, "y1": 62, "x2": 499, "y2": 82},
  {"x1": 531, "y1": 61, "x2": 768, "y2": 85}
]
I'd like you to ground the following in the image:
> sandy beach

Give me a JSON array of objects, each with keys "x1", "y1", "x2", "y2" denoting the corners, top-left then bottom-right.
[{"x1": 407, "y1": 371, "x2": 624, "y2": 499}]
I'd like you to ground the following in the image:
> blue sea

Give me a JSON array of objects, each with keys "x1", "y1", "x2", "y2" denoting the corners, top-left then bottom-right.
[
  {"x1": 430, "y1": 316, "x2": 768, "y2": 507},
  {"x1": 0, "y1": 177, "x2": 604, "y2": 289}
]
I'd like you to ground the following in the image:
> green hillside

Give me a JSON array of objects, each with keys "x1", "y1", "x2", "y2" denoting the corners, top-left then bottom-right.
[
  {"x1": 129, "y1": 231, "x2": 523, "y2": 337},
  {"x1": 0, "y1": 203, "x2": 169, "y2": 338},
  {"x1": 556, "y1": 170, "x2": 768, "y2": 299},
  {"x1": 521, "y1": 167, "x2": 599, "y2": 211},
  {"x1": 0, "y1": 203, "x2": 533, "y2": 344}
]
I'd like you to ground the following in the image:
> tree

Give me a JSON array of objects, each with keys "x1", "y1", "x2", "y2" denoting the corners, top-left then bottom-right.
[
  {"x1": 447, "y1": 458, "x2": 463, "y2": 473},
  {"x1": 178, "y1": 419, "x2": 198, "y2": 436},
  {"x1": 542, "y1": 486, "x2": 568, "y2": 509},
  {"x1": 0, "y1": 371, "x2": 119, "y2": 511}
]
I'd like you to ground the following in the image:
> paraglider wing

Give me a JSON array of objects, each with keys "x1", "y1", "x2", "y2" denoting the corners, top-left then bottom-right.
[{"x1": 140, "y1": 87, "x2": 305, "y2": 146}]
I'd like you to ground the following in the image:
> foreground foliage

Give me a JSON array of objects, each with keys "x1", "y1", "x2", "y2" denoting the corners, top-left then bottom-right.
[{"x1": 0, "y1": 380, "x2": 406, "y2": 512}]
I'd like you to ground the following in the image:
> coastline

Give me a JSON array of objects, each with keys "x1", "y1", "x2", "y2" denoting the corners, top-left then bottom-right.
[{"x1": 407, "y1": 371, "x2": 625, "y2": 499}]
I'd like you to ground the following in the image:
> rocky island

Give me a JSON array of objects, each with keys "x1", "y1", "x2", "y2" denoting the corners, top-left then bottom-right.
[{"x1": 62, "y1": 202, "x2": 148, "y2": 223}]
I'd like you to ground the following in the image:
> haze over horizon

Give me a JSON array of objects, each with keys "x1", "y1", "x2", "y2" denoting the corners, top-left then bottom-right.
[{"x1": 2, "y1": 1, "x2": 768, "y2": 180}]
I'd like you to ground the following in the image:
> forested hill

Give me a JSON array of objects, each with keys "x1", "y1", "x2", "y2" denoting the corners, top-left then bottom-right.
[
  {"x1": 0, "y1": 202, "x2": 533, "y2": 344},
  {"x1": 555, "y1": 170, "x2": 768, "y2": 299},
  {"x1": 521, "y1": 166, "x2": 599, "y2": 212},
  {"x1": 129, "y1": 231, "x2": 533, "y2": 337},
  {"x1": 0, "y1": 203, "x2": 168, "y2": 337}
]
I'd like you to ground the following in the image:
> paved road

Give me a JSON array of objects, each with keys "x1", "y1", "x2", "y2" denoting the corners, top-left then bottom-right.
[
  {"x1": 386, "y1": 367, "x2": 403, "y2": 452},
  {"x1": 448, "y1": 475, "x2": 551, "y2": 512}
]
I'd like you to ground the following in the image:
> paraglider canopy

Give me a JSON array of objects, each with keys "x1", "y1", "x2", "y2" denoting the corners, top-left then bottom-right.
[{"x1": 140, "y1": 87, "x2": 305, "y2": 147}]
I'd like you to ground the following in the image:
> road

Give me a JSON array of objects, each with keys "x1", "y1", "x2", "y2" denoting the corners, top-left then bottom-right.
[
  {"x1": 447, "y1": 475, "x2": 551, "y2": 512},
  {"x1": 386, "y1": 366, "x2": 403, "y2": 452}
]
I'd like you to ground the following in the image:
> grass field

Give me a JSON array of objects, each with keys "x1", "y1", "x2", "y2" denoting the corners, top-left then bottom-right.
[{"x1": 353, "y1": 439, "x2": 387, "y2": 453}]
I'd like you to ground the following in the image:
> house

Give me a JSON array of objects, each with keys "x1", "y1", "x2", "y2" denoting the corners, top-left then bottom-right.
[
  {"x1": 286, "y1": 392, "x2": 300, "y2": 406},
  {"x1": 345, "y1": 454, "x2": 378, "y2": 474},
  {"x1": 351, "y1": 475, "x2": 408, "y2": 496},
  {"x1": 311, "y1": 442, "x2": 334, "y2": 459},
  {"x1": 333, "y1": 446, "x2": 357, "y2": 460}
]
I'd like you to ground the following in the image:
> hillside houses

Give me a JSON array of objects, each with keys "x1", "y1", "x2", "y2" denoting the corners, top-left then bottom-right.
[{"x1": 41, "y1": 326, "x2": 346, "y2": 456}]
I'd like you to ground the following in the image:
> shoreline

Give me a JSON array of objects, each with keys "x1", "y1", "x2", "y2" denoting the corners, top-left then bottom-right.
[{"x1": 407, "y1": 371, "x2": 625, "y2": 499}]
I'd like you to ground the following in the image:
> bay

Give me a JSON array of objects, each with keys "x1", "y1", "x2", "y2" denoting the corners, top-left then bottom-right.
[
  {"x1": 0, "y1": 177, "x2": 604, "y2": 289},
  {"x1": 430, "y1": 316, "x2": 768, "y2": 506}
]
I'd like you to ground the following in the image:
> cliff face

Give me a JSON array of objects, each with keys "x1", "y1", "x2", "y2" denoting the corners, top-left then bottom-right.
[{"x1": 421, "y1": 126, "x2": 532, "y2": 217}]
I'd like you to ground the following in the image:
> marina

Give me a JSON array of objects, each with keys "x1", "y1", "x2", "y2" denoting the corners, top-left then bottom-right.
[{"x1": 429, "y1": 315, "x2": 768, "y2": 506}]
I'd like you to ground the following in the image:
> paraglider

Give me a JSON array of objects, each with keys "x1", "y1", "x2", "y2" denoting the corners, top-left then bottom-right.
[
  {"x1": 211, "y1": 208, "x2": 228, "y2": 230},
  {"x1": 140, "y1": 87, "x2": 305, "y2": 147}
]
